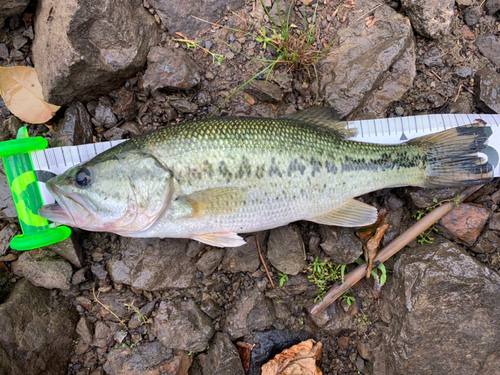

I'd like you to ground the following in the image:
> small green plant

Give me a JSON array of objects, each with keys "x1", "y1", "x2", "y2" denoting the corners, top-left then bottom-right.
[
  {"x1": 340, "y1": 290, "x2": 356, "y2": 306},
  {"x1": 299, "y1": 317, "x2": 304, "y2": 325},
  {"x1": 278, "y1": 272, "x2": 289, "y2": 286},
  {"x1": 173, "y1": 37, "x2": 225, "y2": 65},
  {"x1": 356, "y1": 312, "x2": 371, "y2": 326},
  {"x1": 130, "y1": 344, "x2": 136, "y2": 348},
  {"x1": 73, "y1": 340, "x2": 78, "y2": 344},
  {"x1": 305, "y1": 256, "x2": 346, "y2": 303},
  {"x1": 188, "y1": 351, "x2": 194, "y2": 356}
]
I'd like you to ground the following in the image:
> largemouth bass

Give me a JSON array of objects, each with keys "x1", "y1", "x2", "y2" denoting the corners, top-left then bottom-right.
[{"x1": 39, "y1": 107, "x2": 493, "y2": 247}]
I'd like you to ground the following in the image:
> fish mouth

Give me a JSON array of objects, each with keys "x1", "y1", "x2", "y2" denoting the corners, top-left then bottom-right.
[{"x1": 39, "y1": 181, "x2": 93, "y2": 227}]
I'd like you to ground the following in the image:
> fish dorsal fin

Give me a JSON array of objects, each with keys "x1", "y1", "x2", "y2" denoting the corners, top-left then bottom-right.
[
  {"x1": 281, "y1": 106, "x2": 357, "y2": 138},
  {"x1": 192, "y1": 232, "x2": 246, "y2": 247},
  {"x1": 181, "y1": 187, "x2": 247, "y2": 217},
  {"x1": 309, "y1": 199, "x2": 378, "y2": 227}
]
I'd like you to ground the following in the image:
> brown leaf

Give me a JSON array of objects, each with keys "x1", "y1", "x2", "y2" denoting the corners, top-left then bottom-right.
[
  {"x1": 354, "y1": 9, "x2": 363, "y2": 13},
  {"x1": 243, "y1": 92, "x2": 255, "y2": 105},
  {"x1": 365, "y1": 223, "x2": 390, "y2": 277},
  {"x1": 237, "y1": 341, "x2": 255, "y2": 373},
  {"x1": 357, "y1": 207, "x2": 387, "y2": 243},
  {"x1": 175, "y1": 31, "x2": 188, "y2": 39},
  {"x1": 301, "y1": 0, "x2": 314, "y2": 4},
  {"x1": 0, "y1": 66, "x2": 60, "y2": 124},
  {"x1": 261, "y1": 339, "x2": 323, "y2": 375},
  {"x1": 365, "y1": 16, "x2": 377, "y2": 28},
  {"x1": 268, "y1": 103, "x2": 277, "y2": 110}
]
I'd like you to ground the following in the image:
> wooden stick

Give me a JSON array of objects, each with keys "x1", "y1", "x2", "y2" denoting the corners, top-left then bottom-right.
[
  {"x1": 256, "y1": 237, "x2": 275, "y2": 288},
  {"x1": 308, "y1": 184, "x2": 484, "y2": 317}
]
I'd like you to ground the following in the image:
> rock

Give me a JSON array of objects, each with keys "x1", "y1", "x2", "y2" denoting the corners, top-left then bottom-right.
[
  {"x1": 221, "y1": 235, "x2": 261, "y2": 274},
  {"x1": 92, "y1": 320, "x2": 116, "y2": 348},
  {"x1": 104, "y1": 127, "x2": 125, "y2": 141},
  {"x1": 0, "y1": 43, "x2": 8, "y2": 60},
  {"x1": 319, "y1": 226, "x2": 363, "y2": 265},
  {"x1": 107, "y1": 238, "x2": 196, "y2": 291},
  {"x1": 169, "y1": 100, "x2": 199, "y2": 114},
  {"x1": 471, "y1": 231, "x2": 500, "y2": 254},
  {"x1": 401, "y1": 0, "x2": 454, "y2": 39},
  {"x1": 319, "y1": 1, "x2": 414, "y2": 117},
  {"x1": 406, "y1": 186, "x2": 462, "y2": 208},
  {"x1": 76, "y1": 316, "x2": 94, "y2": 345},
  {"x1": 121, "y1": 121, "x2": 141, "y2": 138},
  {"x1": 474, "y1": 66, "x2": 500, "y2": 113},
  {"x1": 91, "y1": 264, "x2": 108, "y2": 281},
  {"x1": 200, "y1": 295, "x2": 223, "y2": 319},
  {"x1": 51, "y1": 102, "x2": 93, "y2": 147},
  {"x1": 128, "y1": 300, "x2": 156, "y2": 330},
  {"x1": 375, "y1": 240, "x2": 500, "y2": 375},
  {"x1": 490, "y1": 212, "x2": 500, "y2": 231},
  {"x1": 265, "y1": 273, "x2": 318, "y2": 300},
  {"x1": 72, "y1": 266, "x2": 90, "y2": 285},
  {"x1": 46, "y1": 234, "x2": 84, "y2": 268},
  {"x1": 195, "y1": 249, "x2": 225, "y2": 276},
  {"x1": 476, "y1": 35, "x2": 500, "y2": 68},
  {"x1": 267, "y1": 225, "x2": 305, "y2": 275},
  {"x1": 32, "y1": 0, "x2": 159, "y2": 105},
  {"x1": 148, "y1": 0, "x2": 245, "y2": 39},
  {"x1": 456, "y1": 0, "x2": 473, "y2": 8},
  {"x1": 485, "y1": 0, "x2": 500, "y2": 14},
  {"x1": 153, "y1": 299, "x2": 214, "y2": 352},
  {"x1": 203, "y1": 332, "x2": 245, "y2": 375},
  {"x1": 103, "y1": 342, "x2": 192, "y2": 375},
  {"x1": 438, "y1": 204, "x2": 490, "y2": 246},
  {"x1": 224, "y1": 288, "x2": 276, "y2": 339},
  {"x1": 463, "y1": 5, "x2": 482, "y2": 27},
  {"x1": 0, "y1": 164, "x2": 16, "y2": 220},
  {"x1": 110, "y1": 87, "x2": 136, "y2": 121},
  {"x1": 94, "y1": 101, "x2": 118, "y2": 129},
  {"x1": 244, "y1": 79, "x2": 283, "y2": 103},
  {"x1": 351, "y1": 38, "x2": 416, "y2": 119},
  {"x1": 0, "y1": 224, "x2": 17, "y2": 256},
  {"x1": 143, "y1": 47, "x2": 201, "y2": 91},
  {"x1": 248, "y1": 329, "x2": 311, "y2": 375},
  {"x1": 13, "y1": 249, "x2": 73, "y2": 290},
  {"x1": 0, "y1": 0, "x2": 29, "y2": 23},
  {"x1": 95, "y1": 291, "x2": 146, "y2": 323},
  {"x1": 0, "y1": 279, "x2": 78, "y2": 375}
]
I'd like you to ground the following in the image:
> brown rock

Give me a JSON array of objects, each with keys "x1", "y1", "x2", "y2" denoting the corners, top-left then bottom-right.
[
  {"x1": 439, "y1": 204, "x2": 490, "y2": 246},
  {"x1": 489, "y1": 212, "x2": 500, "y2": 231},
  {"x1": 337, "y1": 336, "x2": 350, "y2": 351},
  {"x1": 471, "y1": 231, "x2": 500, "y2": 254}
]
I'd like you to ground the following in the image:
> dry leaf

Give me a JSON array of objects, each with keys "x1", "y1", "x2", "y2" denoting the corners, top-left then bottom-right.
[
  {"x1": 364, "y1": 223, "x2": 390, "y2": 277},
  {"x1": 357, "y1": 207, "x2": 387, "y2": 242},
  {"x1": 261, "y1": 339, "x2": 323, "y2": 375},
  {"x1": 243, "y1": 92, "x2": 255, "y2": 105},
  {"x1": 354, "y1": 9, "x2": 363, "y2": 13},
  {"x1": 237, "y1": 341, "x2": 255, "y2": 373},
  {"x1": 301, "y1": 0, "x2": 314, "y2": 4},
  {"x1": 365, "y1": 16, "x2": 377, "y2": 28},
  {"x1": 0, "y1": 66, "x2": 60, "y2": 124},
  {"x1": 268, "y1": 103, "x2": 277, "y2": 110},
  {"x1": 175, "y1": 31, "x2": 188, "y2": 39},
  {"x1": 344, "y1": 0, "x2": 355, "y2": 8}
]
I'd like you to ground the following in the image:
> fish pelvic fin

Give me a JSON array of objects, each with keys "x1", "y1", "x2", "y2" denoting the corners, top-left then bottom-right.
[
  {"x1": 409, "y1": 124, "x2": 494, "y2": 187},
  {"x1": 281, "y1": 106, "x2": 358, "y2": 138},
  {"x1": 309, "y1": 199, "x2": 378, "y2": 227},
  {"x1": 192, "y1": 232, "x2": 246, "y2": 247}
]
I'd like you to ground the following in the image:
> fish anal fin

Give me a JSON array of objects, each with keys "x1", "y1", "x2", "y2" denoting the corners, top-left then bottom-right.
[
  {"x1": 181, "y1": 187, "x2": 247, "y2": 217},
  {"x1": 281, "y1": 106, "x2": 357, "y2": 138},
  {"x1": 192, "y1": 232, "x2": 246, "y2": 247},
  {"x1": 309, "y1": 199, "x2": 378, "y2": 227}
]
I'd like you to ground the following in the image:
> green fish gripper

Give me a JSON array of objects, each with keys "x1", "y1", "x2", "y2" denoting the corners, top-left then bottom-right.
[{"x1": 0, "y1": 127, "x2": 71, "y2": 251}]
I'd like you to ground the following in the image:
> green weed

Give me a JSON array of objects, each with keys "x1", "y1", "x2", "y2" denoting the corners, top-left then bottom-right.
[
  {"x1": 305, "y1": 256, "x2": 348, "y2": 303},
  {"x1": 278, "y1": 272, "x2": 289, "y2": 286}
]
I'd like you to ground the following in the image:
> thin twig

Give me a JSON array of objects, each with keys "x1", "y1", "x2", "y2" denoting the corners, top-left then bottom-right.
[
  {"x1": 256, "y1": 237, "x2": 275, "y2": 288},
  {"x1": 453, "y1": 83, "x2": 463, "y2": 102},
  {"x1": 430, "y1": 70, "x2": 442, "y2": 81},
  {"x1": 92, "y1": 288, "x2": 127, "y2": 326},
  {"x1": 308, "y1": 184, "x2": 484, "y2": 317}
]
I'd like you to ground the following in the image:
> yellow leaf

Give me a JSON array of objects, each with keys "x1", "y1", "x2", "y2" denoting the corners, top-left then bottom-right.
[
  {"x1": 262, "y1": 339, "x2": 323, "y2": 375},
  {"x1": 0, "y1": 66, "x2": 60, "y2": 124},
  {"x1": 243, "y1": 92, "x2": 255, "y2": 105}
]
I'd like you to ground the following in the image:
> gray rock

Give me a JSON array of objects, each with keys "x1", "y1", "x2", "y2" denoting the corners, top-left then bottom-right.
[
  {"x1": 169, "y1": 99, "x2": 199, "y2": 114},
  {"x1": 405, "y1": 186, "x2": 462, "y2": 208},
  {"x1": 195, "y1": 249, "x2": 225, "y2": 276},
  {"x1": 72, "y1": 266, "x2": 90, "y2": 285},
  {"x1": 474, "y1": 66, "x2": 500, "y2": 114},
  {"x1": 456, "y1": 0, "x2": 473, "y2": 8},
  {"x1": 149, "y1": 0, "x2": 245, "y2": 39},
  {"x1": 319, "y1": 0, "x2": 414, "y2": 117},
  {"x1": 200, "y1": 295, "x2": 223, "y2": 319},
  {"x1": 204, "y1": 332, "x2": 245, "y2": 375},
  {"x1": 92, "y1": 320, "x2": 115, "y2": 348},
  {"x1": 12, "y1": 35, "x2": 27, "y2": 50},
  {"x1": 0, "y1": 164, "x2": 16, "y2": 221},
  {"x1": 32, "y1": 0, "x2": 159, "y2": 105},
  {"x1": 401, "y1": 0, "x2": 454, "y2": 39},
  {"x1": 103, "y1": 342, "x2": 192, "y2": 375},
  {"x1": 245, "y1": 79, "x2": 283, "y2": 103},
  {"x1": 471, "y1": 231, "x2": 500, "y2": 254},
  {"x1": 375, "y1": 240, "x2": 500, "y2": 375},
  {"x1": 0, "y1": 43, "x2": 8, "y2": 60},
  {"x1": 128, "y1": 300, "x2": 156, "y2": 330},
  {"x1": 121, "y1": 121, "x2": 141, "y2": 138},
  {"x1": 267, "y1": 225, "x2": 305, "y2": 275},
  {"x1": 95, "y1": 291, "x2": 146, "y2": 323},
  {"x1": 464, "y1": 5, "x2": 482, "y2": 27},
  {"x1": 153, "y1": 299, "x2": 214, "y2": 352},
  {"x1": 51, "y1": 102, "x2": 93, "y2": 148},
  {"x1": 110, "y1": 87, "x2": 136, "y2": 121},
  {"x1": 222, "y1": 235, "x2": 261, "y2": 274},
  {"x1": 0, "y1": 279, "x2": 78, "y2": 375},
  {"x1": 94, "y1": 101, "x2": 118, "y2": 129},
  {"x1": 485, "y1": 0, "x2": 500, "y2": 14},
  {"x1": 104, "y1": 127, "x2": 125, "y2": 141},
  {"x1": 45, "y1": 234, "x2": 84, "y2": 268},
  {"x1": 0, "y1": 116, "x2": 22, "y2": 142},
  {"x1": 0, "y1": 0, "x2": 29, "y2": 23},
  {"x1": 143, "y1": 47, "x2": 201, "y2": 91},
  {"x1": 476, "y1": 35, "x2": 500, "y2": 68},
  {"x1": 224, "y1": 288, "x2": 276, "y2": 339},
  {"x1": 454, "y1": 66, "x2": 472, "y2": 78},
  {"x1": 76, "y1": 316, "x2": 94, "y2": 345},
  {"x1": 490, "y1": 212, "x2": 500, "y2": 231},
  {"x1": 13, "y1": 249, "x2": 73, "y2": 290},
  {"x1": 319, "y1": 226, "x2": 363, "y2": 265},
  {"x1": 0, "y1": 224, "x2": 18, "y2": 256},
  {"x1": 107, "y1": 238, "x2": 196, "y2": 291}
]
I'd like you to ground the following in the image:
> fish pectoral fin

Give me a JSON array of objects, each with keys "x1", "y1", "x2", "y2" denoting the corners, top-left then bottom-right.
[
  {"x1": 192, "y1": 232, "x2": 246, "y2": 247},
  {"x1": 281, "y1": 106, "x2": 358, "y2": 138},
  {"x1": 309, "y1": 199, "x2": 378, "y2": 227},
  {"x1": 182, "y1": 187, "x2": 247, "y2": 217}
]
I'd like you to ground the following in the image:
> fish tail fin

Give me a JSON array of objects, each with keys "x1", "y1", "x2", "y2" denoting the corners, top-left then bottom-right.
[{"x1": 409, "y1": 124, "x2": 494, "y2": 187}]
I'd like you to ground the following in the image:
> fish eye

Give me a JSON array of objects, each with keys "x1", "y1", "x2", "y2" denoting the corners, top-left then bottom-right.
[{"x1": 75, "y1": 168, "x2": 91, "y2": 188}]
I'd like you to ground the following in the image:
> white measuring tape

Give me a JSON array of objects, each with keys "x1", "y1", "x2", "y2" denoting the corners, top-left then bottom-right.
[{"x1": 31, "y1": 113, "x2": 500, "y2": 205}]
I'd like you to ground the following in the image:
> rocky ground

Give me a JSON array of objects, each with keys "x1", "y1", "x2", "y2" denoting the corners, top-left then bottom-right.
[{"x1": 1, "y1": 0, "x2": 500, "y2": 374}]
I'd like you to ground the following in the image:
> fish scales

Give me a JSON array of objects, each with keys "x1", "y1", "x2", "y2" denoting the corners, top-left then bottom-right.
[{"x1": 39, "y1": 107, "x2": 493, "y2": 247}]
